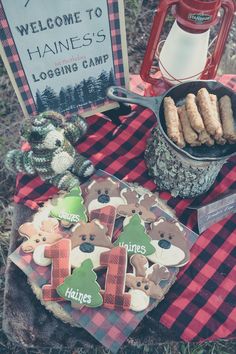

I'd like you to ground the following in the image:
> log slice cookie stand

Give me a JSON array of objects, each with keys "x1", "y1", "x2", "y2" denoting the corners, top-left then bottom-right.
[{"x1": 3, "y1": 188, "x2": 180, "y2": 351}]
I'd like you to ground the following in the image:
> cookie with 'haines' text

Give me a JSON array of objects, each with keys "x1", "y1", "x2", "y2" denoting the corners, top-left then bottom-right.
[
  {"x1": 56, "y1": 259, "x2": 103, "y2": 309},
  {"x1": 113, "y1": 214, "x2": 156, "y2": 257}
]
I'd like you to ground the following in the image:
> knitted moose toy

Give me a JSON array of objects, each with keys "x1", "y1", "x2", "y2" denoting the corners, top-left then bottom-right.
[{"x1": 5, "y1": 111, "x2": 94, "y2": 190}]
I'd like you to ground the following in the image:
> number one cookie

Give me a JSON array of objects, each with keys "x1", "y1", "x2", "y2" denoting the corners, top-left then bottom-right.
[
  {"x1": 42, "y1": 238, "x2": 71, "y2": 301},
  {"x1": 100, "y1": 247, "x2": 131, "y2": 310}
]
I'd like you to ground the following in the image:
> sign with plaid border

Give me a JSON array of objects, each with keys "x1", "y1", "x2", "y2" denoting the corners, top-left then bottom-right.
[{"x1": 0, "y1": 0, "x2": 129, "y2": 117}]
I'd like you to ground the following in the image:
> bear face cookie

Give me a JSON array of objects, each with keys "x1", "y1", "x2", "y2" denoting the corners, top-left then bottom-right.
[
  {"x1": 70, "y1": 219, "x2": 113, "y2": 269},
  {"x1": 84, "y1": 177, "x2": 125, "y2": 214},
  {"x1": 147, "y1": 217, "x2": 190, "y2": 267}
]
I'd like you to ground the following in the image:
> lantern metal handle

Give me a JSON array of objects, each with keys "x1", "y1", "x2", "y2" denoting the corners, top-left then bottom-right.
[
  {"x1": 205, "y1": 0, "x2": 236, "y2": 79},
  {"x1": 140, "y1": 0, "x2": 179, "y2": 85}
]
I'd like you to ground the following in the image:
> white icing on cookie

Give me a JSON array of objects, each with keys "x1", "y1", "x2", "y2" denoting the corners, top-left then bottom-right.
[
  {"x1": 70, "y1": 245, "x2": 110, "y2": 269},
  {"x1": 33, "y1": 244, "x2": 52, "y2": 266},
  {"x1": 88, "y1": 197, "x2": 125, "y2": 213},
  {"x1": 148, "y1": 241, "x2": 186, "y2": 266},
  {"x1": 128, "y1": 289, "x2": 150, "y2": 312}
]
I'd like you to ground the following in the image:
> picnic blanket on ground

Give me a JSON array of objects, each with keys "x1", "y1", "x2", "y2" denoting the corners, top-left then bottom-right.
[{"x1": 4, "y1": 75, "x2": 236, "y2": 352}]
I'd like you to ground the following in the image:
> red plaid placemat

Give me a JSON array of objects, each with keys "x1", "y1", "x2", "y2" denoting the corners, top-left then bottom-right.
[{"x1": 11, "y1": 74, "x2": 236, "y2": 349}]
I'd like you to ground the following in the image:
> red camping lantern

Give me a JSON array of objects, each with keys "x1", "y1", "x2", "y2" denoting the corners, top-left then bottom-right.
[{"x1": 140, "y1": 0, "x2": 235, "y2": 90}]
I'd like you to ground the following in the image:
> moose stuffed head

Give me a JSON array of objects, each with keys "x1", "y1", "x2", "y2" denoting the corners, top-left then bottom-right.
[
  {"x1": 147, "y1": 217, "x2": 190, "y2": 267},
  {"x1": 117, "y1": 188, "x2": 158, "y2": 227},
  {"x1": 125, "y1": 254, "x2": 170, "y2": 312},
  {"x1": 70, "y1": 219, "x2": 113, "y2": 269}
]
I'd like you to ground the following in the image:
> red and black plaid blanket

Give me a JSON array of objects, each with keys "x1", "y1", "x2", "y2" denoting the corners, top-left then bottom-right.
[{"x1": 13, "y1": 75, "x2": 236, "y2": 346}]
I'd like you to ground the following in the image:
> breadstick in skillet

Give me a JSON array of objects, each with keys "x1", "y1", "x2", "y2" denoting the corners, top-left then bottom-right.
[
  {"x1": 198, "y1": 130, "x2": 215, "y2": 146},
  {"x1": 219, "y1": 95, "x2": 236, "y2": 143},
  {"x1": 185, "y1": 93, "x2": 205, "y2": 133},
  {"x1": 178, "y1": 106, "x2": 198, "y2": 144},
  {"x1": 197, "y1": 88, "x2": 221, "y2": 136},
  {"x1": 190, "y1": 140, "x2": 202, "y2": 147},
  {"x1": 164, "y1": 97, "x2": 185, "y2": 147},
  {"x1": 178, "y1": 116, "x2": 186, "y2": 148},
  {"x1": 210, "y1": 94, "x2": 226, "y2": 144}
]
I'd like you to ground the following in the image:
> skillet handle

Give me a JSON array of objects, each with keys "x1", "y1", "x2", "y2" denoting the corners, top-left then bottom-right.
[{"x1": 107, "y1": 86, "x2": 161, "y2": 113}]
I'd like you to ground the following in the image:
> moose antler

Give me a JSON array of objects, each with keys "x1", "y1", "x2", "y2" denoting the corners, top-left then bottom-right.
[
  {"x1": 40, "y1": 218, "x2": 60, "y2": 232},
  {"x1": 147, "y1": 264, "x2": 170, "y2": 285},
  {"x1": 121, "y1": 188, "x2": 140, "y2": 205},
  {"x1": 130, "y1": 254, "x2": 148, "y2": 277},
  {"x1": 139, "y1": 194, "x2": 158, "y2": 210}
]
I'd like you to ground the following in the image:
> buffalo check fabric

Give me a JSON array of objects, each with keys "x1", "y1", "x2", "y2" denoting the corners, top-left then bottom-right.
[
  {"x1": 42, "y1": 239, "x2": 71, "y2": 302},
  {"x1": 89, "y1": 205, "x2": 117, "y2": 239},
  {"x1": 100, "y1": 247, "x2": 131, "y2": 310},
  {"x1": 10, "y1": 74, "x2": 236, "y2": 352}
]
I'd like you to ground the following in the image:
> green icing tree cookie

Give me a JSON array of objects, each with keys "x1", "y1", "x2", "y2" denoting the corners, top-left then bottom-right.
[
  {"x1": 114, "y1": 214, "x2": 156, "y2": 256},
  {"x1": 56, "y1": 259, "x2": 103, "y2": 308},
  {"x1": 50, "y1": 186, "x2": 87, "y2": 226}
]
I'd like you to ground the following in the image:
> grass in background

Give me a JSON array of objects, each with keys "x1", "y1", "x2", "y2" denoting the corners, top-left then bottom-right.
[{"x1": 0, "y1": 0, "x2": 236, "y2": 352}]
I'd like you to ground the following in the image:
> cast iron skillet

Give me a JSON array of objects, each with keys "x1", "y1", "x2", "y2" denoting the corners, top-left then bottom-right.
[{"x1": 107, "y1": 80, "x2": 236, "y2": 162}]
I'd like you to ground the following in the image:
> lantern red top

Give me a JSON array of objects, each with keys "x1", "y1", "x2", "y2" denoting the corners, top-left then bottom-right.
[{"x1": 174, "y1": 0, "x2": 221, "y2": 32}]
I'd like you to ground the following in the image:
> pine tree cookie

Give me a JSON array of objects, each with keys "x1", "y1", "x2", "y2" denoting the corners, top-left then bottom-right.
[
  {"x1": 113, "y1": 214, "x2": 156, "y2": 256},
  {"x1": 50, "y1": 186, "x2": 87, "y2": 227},
  {"x1": 57, "y1": 259, "x2": 103, "y2": 309}
]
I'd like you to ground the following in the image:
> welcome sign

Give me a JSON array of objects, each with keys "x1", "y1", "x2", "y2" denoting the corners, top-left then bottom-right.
[{"x1": 0, "y1": 0, "x2": 129, "y2": 117}]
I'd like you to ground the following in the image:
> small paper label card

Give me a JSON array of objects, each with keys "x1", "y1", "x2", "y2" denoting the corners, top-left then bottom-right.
[{"x1": 190, "y1": 190, "x2": 236, "y2": 234}]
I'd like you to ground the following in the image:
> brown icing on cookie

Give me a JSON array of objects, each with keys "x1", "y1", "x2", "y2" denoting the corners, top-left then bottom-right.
[
  {"x1": 70, "y1": 219, "x2": 113, "y2": 269},
  {"x1": 125, "y1": 254, "x2": 170, "y2": 311},
  {"x1": 117, "y1": 188, "x2": 157, "y2": 227},
  {"x1": 84, "y1": 177, "x2": 125, "y2": 214},
  {"x1": 147, "y1": 217, "x2": 190, "y2": 267},
  {"x1": 19, "y1": 218, "x2": 64, "y2": 253}
]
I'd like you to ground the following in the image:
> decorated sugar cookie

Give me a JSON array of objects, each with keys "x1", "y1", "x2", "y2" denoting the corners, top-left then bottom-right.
[
  {"x1": 57, "y1": 259, "x2": 103, "y2": 309},
  {"x1": 89, "y1": 205, "x2": 117, "y2": 240},
  {"x1": 147, "y1": 217, "x2": 190, "y2": 267},
  {"x1": 18, "y1": 218, "x2": 64, "y2": 266},
  {"x1": 117, "y1": 188, "x2": 158, "y2": 227},
  {"x1": 125, "y1": 254, "x2": 170, "y2": 312},
  {"x1": 70, "y1": 219, "x2": 113, "y2": 269},
  {"x1": 100, "y1": 246, "x2": 131, "y2": 310},
  {"x1": 113, "y1": 214, "x2": 156, "y2": 256},
  {"x1": 50, "y1": 186, "x2": 87, "y2": 227},
  {"x1": 84, "y1": 177, "x2": 125, "y2": 214}
]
